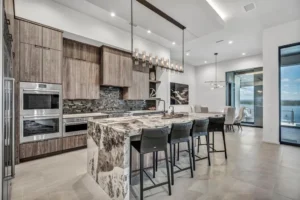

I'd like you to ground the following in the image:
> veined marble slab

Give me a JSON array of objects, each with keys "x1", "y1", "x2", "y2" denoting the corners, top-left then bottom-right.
[{"x1": 87, "y1": 113, "x2": 220, "y2": 200}]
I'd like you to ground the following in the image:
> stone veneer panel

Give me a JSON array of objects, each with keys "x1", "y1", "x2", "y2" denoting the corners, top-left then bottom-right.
[{"x1": 63, "y1": 86, "x2": 155, "y2": 114}]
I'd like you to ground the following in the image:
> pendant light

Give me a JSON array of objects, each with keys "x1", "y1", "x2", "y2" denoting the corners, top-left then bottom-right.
[{"x1": 205, "y1": 53, "x2": 226, "y2": 90}]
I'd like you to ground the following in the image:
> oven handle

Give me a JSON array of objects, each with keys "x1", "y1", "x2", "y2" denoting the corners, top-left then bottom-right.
[
  {"x1": 23, "y1": 114, "x2": 61, "y2": 119},
  {"x1": 22, "y1": 89, "x2": 60, "y2": 94},
  {"x1": 64, "y1": 121, "x2": 88, "y2": 126}
]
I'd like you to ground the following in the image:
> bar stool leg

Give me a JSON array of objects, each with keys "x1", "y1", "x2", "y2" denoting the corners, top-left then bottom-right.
[
  {"x1": 187, "y1": 141, "x2": 193, "y2": 178},
  {"x1": 191, "y1": 136, "x2": 196, "y2": 171},
  {"x1": 212, "y1": 132, "x2": 215, "y2": 150},
  {"x1": 155, "y1": 151, "x2": 158, "y2": 172},
  {"x1": 169, "y1": 143, "x2": 174, "y2": 185},
  {"x1": 140, "y1": 154, "x2": 144, "y2": 200},
  {"x1": 129, "y1": 144, "x2": 132, "y2": 185},
  {"x1": 206, "y1": 135, "x2": 211, "y2": 166},
  {"x1": 197, "y1": 136, "x2": 200, "y2": 153},
  {"x1": 164, "y1": 149, "x2": 172, "y2": 196},
  {"x1": 152, "y1": 152, "x2": 156, "y2": 178},
  {"x1": 173, "y1": 144, "x2": 176, "y2": 165},
  {"x1": 177, "y1": 143, "x2": 180, "y2": 161},
  {"x1": 222, "y1": 130, "x2": 228, "y2": 159}
]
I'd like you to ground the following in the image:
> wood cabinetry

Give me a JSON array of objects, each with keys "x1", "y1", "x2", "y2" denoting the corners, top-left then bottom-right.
[
  {"x1": 123, "y1": 70, "x2": 149, "y2": 100},
  {"x1": 19, "y1": 138, "x2": 62, "y2": 160},
  {"x1": 42, "y1": 27, "x2": 63, "y2": 51},
  {"x1": 18, "y1": 19, "x2": 63, "y2": 84},
  {"x1": 63, "y1": 39, "x2": 99, "y2": 63},
  {"x1": 19, "y1": 43, "x2": 43, "y2": 82},
  {"x1": 100, "y1": 46, "x2": 132, "y2": 87},
  {"x1": 63, "y1": 135, "x2": 87, "y2": 151},
  {"x1": 63, "y1": 58, "x2": 99, "y2": 99},
  {"x1": 43, "y1": 48, "x2": 62, "y2": 83}
]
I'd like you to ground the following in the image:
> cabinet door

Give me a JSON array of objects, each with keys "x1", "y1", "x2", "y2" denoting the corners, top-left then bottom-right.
[
  {"x1": 78, "y1": 60, "x2": 90, "y2": 99},
  {"x1": 43, "y1": 49, "x2": 62, "y2": 83},
  {"x1": 124, "y1": 71, "x2": 149, "y2": 99},
  {"x1": 63, "y1": 58, "x2": 77, "y2": 99},
  {"x1": 89, "y1": 63, "x2": 100, "y2": 99},
  {"x1": 42, "y1": 27, "x2": 63, "y2": 51},
  {"x1": 19, "y1": 43, "x2": 43, "y2": 82},
  {"x1": 102, "y1": 50, "x2": 120, "y2": 86},
  {"x1": 19, "y1": 21, "x2": 42, "y2": 46},
  {"x1": 120, "y1": 54, "x2": 133, "y2": 87}
]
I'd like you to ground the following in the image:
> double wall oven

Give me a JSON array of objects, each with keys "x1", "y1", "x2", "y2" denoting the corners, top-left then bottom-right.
[{"x1": 20, "y1": 82, "x2": 62, "y2": 143}]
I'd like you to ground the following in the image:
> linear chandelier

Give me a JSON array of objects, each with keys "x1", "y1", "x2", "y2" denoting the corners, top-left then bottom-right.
[
  {"x1": 205, "y1": 53, "x2": 226, "y2": 90},
  {"x1": 132, "y1": 48, "x2": 183, "y2": 72}
]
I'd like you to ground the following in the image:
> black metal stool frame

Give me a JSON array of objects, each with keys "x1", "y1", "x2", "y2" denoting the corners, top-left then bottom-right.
[{"x1": 129, "y1": 127, "x2": 172, "y2": 200}]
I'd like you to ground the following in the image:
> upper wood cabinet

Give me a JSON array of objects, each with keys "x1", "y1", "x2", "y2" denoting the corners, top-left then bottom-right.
[
  {"x1": 43, "y1": 48, "x2": 62, "y2": 84},
  {"x1": 19, "y1": 21, "x2": 43, "y2": 46},
  {"x1": 19, "y1": 43, "x2": 43, "y2": 82},
  {"x1": 42, "y1": 27, "x2": 63, "y2": 51},
  {"x1": 18, "y1": 20, "x2": 63, "y2": 84},
  {"x1": 63, "y1": 58, "x2": 99, "y2": 99},
  {"x1": 100, "y1": 46, "x2": 132, "y2": 87},
  {"x1": 63, "y1": 39, "x2": 100, "y2": 63},
  {"x1": 123, "y1": 70, "x2": 149, "y2": 100}
]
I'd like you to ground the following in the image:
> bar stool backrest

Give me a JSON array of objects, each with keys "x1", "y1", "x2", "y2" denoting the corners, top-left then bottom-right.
[
  {"x1": 208, "y1": 117, "x2": 225, "y2": 132},
  {"x1": 191, "y1": 119, "x2": 209, "y2": 135},
  {"x1": 169, "y1": 121, "x2": 193, "y2": 143},
  {"x1": 140, "y1": 126, "x2": 170, "y2": 154}
]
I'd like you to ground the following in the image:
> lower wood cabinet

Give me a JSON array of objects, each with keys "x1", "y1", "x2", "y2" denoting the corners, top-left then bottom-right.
[
  {"x1": 63, "y1": 134, "x2": 87, "y2": 151},
  {"x1": 19, "y1": 138, "x2": 62, "y2": 160}
]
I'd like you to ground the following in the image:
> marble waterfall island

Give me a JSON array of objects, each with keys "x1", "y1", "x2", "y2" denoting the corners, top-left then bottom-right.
[{"x1": 87, "y1": 113, "x2": 218, "y2": 200}]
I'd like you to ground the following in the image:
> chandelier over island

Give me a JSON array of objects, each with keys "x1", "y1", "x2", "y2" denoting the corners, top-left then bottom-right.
[
  {"x1": 132, "y1": 48, "x2": 184, "y2": 72},
  {"x1": 205, "y1": 53, "x2": 227, "y2": 90}
]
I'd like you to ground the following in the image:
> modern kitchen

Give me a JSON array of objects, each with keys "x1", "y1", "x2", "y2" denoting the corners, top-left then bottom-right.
[{"x1": 2, "y1": 0, "x2": 300, "y2": 200}]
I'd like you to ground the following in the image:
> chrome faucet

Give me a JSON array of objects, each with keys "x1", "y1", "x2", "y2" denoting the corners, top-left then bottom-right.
[
  {"x1": 157, "y1": 99, "x2": 166, "y2": 117},
  {"x1": 169, "y1": 106, "x2": 175, "y2": 115}
]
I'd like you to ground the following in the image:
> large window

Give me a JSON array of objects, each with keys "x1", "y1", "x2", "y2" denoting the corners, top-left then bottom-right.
[
  {"x1": 226, "y1": 67, "x2": 263, "y2": 127},
  {"x1": 279, "y1": 43, "x2": 300, "y2": 146}
]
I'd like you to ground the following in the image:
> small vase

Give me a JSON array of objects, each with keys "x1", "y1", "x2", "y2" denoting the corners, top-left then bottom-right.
[{"x1": 150, "y1": 72, "x2": 155, "y2": 80}]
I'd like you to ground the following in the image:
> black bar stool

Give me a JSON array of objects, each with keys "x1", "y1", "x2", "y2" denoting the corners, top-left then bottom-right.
[
  {"x1": 208, "y1": 117, "x2": 227, "y2": 159},
  {"x1": 129, "y1": 126, "x2": 171, "y2": 200},
  {"x1": 190, "y1": 119, "x2": 210, "y2": 170},
  {"x1": 167, "y1": 121, "x2": 193, "y2": 185}
]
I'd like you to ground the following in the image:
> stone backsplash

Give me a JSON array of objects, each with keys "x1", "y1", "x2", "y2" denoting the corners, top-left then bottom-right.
[{"x1": 63, "y1": 86, "x2": 156, "y2": 114}]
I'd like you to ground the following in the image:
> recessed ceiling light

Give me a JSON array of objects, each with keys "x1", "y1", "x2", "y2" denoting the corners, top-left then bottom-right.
[
  {"x1": 228, "y1": 40, "x2": 233, "y2": 44},
  {"x1": 242, "y1": 53, "x2": 246, "y2": 56},
  {"x1": 147, "y1": 30, "x2": 151, "y2": 34},
  {"x1": 172, "y1": 42, "x2": 176, "y2": 45},
  {"x1": 186, "y1": 52, "x2": 190, "y2": 56},
  {"x1": 111, "y1": 12, "x2": 115, "y2": 17},
  {"x1": 204, "y1": 61, "x2": 207, "y2": 64}
]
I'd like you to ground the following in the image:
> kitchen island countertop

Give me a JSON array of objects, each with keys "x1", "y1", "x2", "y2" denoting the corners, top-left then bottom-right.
[{"x1": 87, "y1": 113, "x2": 221, "y2": 200}]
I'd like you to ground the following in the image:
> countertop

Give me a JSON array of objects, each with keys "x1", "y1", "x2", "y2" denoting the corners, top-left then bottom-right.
[
  {"x1": 63, "y1": 110, "x2": 164, "y2": 118},
  {"x1": 63, "y1": 112, "x2": 109, "y2": 119},
  {"x1": 89, "y1": 112, "x2": 221, "y2": 137}
]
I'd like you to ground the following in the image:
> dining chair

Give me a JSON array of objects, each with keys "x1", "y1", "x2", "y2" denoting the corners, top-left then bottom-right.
[
  {"x1": 224, "y1": 107, "x2": 236, "y2": 132},
  {"x1": 234, "y1": 107, "x2": 245, "y2": 131},
  {"x1": 200, "y1": 106, "x2": 209, "y2": 113}
]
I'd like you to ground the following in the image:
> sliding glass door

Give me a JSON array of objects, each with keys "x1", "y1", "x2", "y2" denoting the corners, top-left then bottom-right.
[
  {"x1": 279, "y1": 43, "x2": 300, "y2": 146},
  {"x1": 226, "y1": 67, "x2": 263, "y2": 127}
]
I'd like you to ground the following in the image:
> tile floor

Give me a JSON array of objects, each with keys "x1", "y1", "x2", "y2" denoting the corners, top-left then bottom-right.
[{"x1": 12, "y1": 127, "x2": 300, "y2": 200}]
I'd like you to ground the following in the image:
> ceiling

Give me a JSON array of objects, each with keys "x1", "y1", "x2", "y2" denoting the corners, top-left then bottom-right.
[{"x1": 53, "y1": 0, "x2": 300, "y2": 66}]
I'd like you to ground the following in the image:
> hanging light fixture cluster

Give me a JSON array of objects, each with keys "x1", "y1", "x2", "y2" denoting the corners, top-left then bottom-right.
[
  {"x1": 132, "y1": 48, "x2": 184, "y2": 72},
  {"x1": 205, "y1": 53, "x2": 226, "y2": 90}
]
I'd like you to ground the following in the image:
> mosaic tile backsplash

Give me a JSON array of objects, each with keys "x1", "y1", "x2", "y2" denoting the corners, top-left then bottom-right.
[{"x1": 63, "y1": 86, "x2": 156, "y2": 114}]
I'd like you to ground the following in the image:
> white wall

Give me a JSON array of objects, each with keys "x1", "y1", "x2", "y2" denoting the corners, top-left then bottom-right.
[
  {"x1": 14, "y1": 0, "x2": 170, "y2": 59},
  {"x1": 263, "y1": 19, "x2": 300, "y2": 144},
  {"x1": 195, "y1": 54, "x2": 263, "y2": 112}
]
